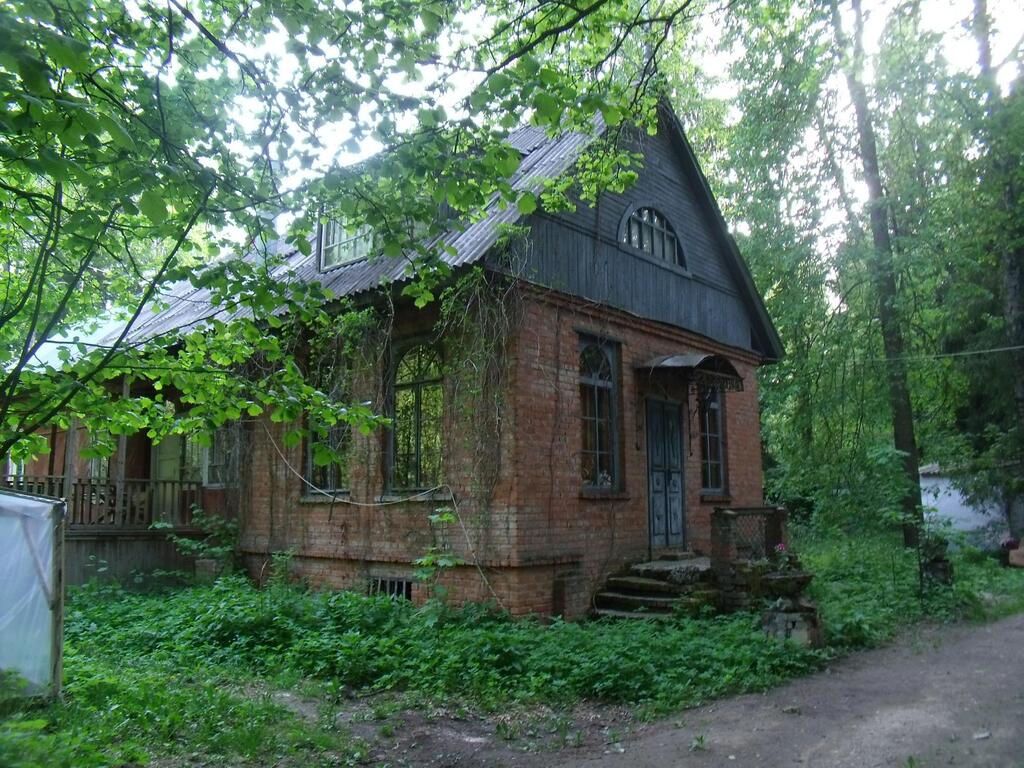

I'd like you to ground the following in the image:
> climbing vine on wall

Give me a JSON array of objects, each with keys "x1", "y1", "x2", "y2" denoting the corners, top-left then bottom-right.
[{"x1": 434, "y1": 228, "x2": 529, "y2": 541}]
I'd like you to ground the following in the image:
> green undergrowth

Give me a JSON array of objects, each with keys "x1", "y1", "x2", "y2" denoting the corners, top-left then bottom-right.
[
  {"x1": 64, "y1": 577, "x2": 819, "y2": 708},
  {"x1": 798, "y1": 530, "x2": 1024, "y2": 648},
  {"x1": 4, "y1": 532, "x2": 1024, "y2": 767}
]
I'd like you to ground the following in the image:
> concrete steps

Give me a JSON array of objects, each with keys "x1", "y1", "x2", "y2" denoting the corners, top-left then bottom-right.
[
  {"x1": 591, "y1": 607, "x2": 673, "y2": 621},
  {"x1": 592, "y1": 554, "x2": 719, "y2": 620}
]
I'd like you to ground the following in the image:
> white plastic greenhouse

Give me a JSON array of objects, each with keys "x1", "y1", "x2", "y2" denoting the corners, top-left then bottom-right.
[{"x1": 0, "y1": 488, "x2": 64, "y2": 697}]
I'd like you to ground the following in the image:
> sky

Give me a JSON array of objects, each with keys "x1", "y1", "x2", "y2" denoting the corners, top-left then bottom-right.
[{"x1": 283, "y1": 0, "x2": 1023, "y2": 188}]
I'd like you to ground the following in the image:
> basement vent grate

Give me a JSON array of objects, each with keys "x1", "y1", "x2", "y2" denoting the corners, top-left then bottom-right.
[{"x1": 368, "y1": 576, "x2": 413, "y2": 601}]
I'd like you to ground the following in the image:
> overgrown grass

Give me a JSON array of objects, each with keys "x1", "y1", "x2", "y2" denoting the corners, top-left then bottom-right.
[
  {"x1": 4, "y1": 531, "x2": 1024, "y2": 767},
  {"x1": 63, "y1": 576, "x2": 818, "y2": 708},
  {"x1": 799, "y1": 530, "x2": 1024, "y2": 648}
]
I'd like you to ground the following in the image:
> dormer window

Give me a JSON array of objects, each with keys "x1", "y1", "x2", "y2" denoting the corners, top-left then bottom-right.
[
  {"x1": 622, "y1": 207, "x2": 686, "y2": 269},
  {"x1": 321, "y1": 219, "x2": 373, "y2": 270}
]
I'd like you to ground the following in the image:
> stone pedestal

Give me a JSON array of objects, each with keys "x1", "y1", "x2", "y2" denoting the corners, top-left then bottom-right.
[
  {"x1": 763, "y1": 598, "x2": 823, "y2": 647},
  {"x1": 1009, "y1": 547, "x2": 1024, "y2": 568}
]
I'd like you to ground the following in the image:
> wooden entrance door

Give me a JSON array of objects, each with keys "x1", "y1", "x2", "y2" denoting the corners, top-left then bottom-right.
[{"x1": 646, "y1": 399, "x2": 685, "y2": 550}]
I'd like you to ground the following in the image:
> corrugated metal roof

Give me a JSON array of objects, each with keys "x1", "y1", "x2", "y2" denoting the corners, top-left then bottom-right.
[{"x1": 104, "y1": 123, "x2": 598, "y2": 346}]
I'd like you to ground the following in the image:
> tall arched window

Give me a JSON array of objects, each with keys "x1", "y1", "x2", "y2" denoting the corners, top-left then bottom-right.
[
  {"x1": 622, "y1": 207, "x2": 686, "y2": 268},
  {"x1": 699, "y1": 385, "x2": 725, "y2": 493},
  {"x1": 391, "y1": 345, "x2": 443, "y2": 489},
  {"x1": 579, "y1": 340, "x2": 619, "y2": 489}
]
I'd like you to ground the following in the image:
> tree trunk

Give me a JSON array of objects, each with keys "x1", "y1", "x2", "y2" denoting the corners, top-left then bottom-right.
[
  {"x1": 974, "y1": 0, "x2": 1024, "y2": 538},
  {"x1": 831, "y1": 0, "x2": 923, "y2": 545}
]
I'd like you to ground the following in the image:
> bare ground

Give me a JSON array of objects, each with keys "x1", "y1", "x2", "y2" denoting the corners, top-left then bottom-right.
[{"x1": 335, "y1": 612, "x2": 1024, "y2": 768}]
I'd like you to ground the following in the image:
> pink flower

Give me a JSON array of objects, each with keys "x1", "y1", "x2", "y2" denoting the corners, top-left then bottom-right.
[{"x1": 774, "y1": 542, "x2": 787, "y2": 553}]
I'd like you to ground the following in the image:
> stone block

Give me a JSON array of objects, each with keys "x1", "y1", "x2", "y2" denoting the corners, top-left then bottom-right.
[
  {"x1": 1009, "y1": 548, "x2": 1024, "y2": 568},
  {"x1": 763, "y1": 603, "x2": 823, "y2": 648}
]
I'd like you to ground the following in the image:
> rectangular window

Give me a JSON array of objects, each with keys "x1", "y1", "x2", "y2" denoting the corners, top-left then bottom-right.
[
  {"x1": 321, "y1": 219, "x2": 372, "y2": 270},
  {"x1": 369, "y1": 576, "x2": 413, "y2": 601},
  {"x1": 204, "y1": 426, "x2": 239, "y2": 487},
  {"x1": 305, "y1": 340, "x2": 352, "y2": 495},
  {"x1": 306, "y1": 421, "x2": 350, "y2": 494},
  {"x1": 4, "y1": 455, "x2": 25, "y2": 477},
  {"x1": 88, "y1": 455, "x2": 110, "y2": 481},
  {"x1": 700, "y1": 387, "x2": 725, "y2": 492},
  {"x1": 579, "y1": 337, "x2": 620, "y2": 490},
  {"x1": 182, "y1": 438, "x2": 203, "y2": 483}
]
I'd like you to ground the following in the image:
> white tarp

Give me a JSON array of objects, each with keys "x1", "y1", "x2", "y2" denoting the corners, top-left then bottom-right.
[{"x1": 0, "y1": 489, "x2": 63, "y2": 694}]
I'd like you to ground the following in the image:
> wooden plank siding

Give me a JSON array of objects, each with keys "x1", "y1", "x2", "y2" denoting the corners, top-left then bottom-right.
[{"x1": 493, "y1": 114, "x2": 758, "y2": 354}]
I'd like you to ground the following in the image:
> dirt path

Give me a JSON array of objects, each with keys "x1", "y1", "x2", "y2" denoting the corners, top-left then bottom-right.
[
  {"x1": 551, "y1": 613, "x2": 1024, "y2": 768},
  {"x1": 367, "y1": 613, "x2": 1024, "y2": 767}
]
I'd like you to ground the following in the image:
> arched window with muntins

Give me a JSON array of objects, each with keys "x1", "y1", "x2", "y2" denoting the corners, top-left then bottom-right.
[
  {"x1": 622, "y1": 207, "x2": 686, "y2": 268},
  {"x1": 391, "y1": 345, "x2": 443, "y2": 490},
  {"x1": 579, "y1": 341, "x2": 618, "y2": 489}
]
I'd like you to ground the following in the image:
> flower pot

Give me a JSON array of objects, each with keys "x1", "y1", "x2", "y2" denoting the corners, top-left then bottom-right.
[{"x1": 760, "y1": 571, "x2": 813, "y2": 598}]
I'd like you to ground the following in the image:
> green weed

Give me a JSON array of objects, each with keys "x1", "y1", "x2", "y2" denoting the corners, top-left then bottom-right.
[{"x1": 4, "y1": 530, "x2": 1022, "y2": 766}]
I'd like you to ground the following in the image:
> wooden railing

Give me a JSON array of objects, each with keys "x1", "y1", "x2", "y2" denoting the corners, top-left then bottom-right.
[
  {"x1": 1, "y1": 475, "x2": 199, "y2": 530},
  {"x1": 710, "y1": 506, "x2": 788, "y2": 567}
]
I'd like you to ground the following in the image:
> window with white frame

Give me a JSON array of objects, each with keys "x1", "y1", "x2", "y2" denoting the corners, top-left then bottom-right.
[
  {"x1": 699, "y1": 386, "x2": 725, "y2": 493},
  {"x1": 320, "y1": 219, "x2": 373, "y2": 270},
  {"x1": 622, "y1": 207, "x2": 686, "y2": 268}
]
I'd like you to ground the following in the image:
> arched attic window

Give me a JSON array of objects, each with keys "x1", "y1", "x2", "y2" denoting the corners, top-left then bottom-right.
[{"x1": 621, "y1": 207, "x2": 686, "y2": 269}]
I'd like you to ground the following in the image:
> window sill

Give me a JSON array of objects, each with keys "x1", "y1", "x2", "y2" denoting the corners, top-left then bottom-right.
[
  {"x1": 379, "y1": 490, "x2": 453, "y2": 503},
  {"x1": 620, "y1": 244, "x2": 693, "y2": 279},
  {"x1": 300, "y1": 492, "x2": 351, "y2": 504},
  {"x1": 319, "y1": 255, "x2": 369, "y2": 273},
  {"x1": 580, "y1": 489, "x2": 631, "y2": 501},
  {"x1": 700, "y1": 492, "x2": 732, "y2": 504}
]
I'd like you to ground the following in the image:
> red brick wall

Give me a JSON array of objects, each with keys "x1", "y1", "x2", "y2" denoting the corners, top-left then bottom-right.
[
  {"x1": 235, "y1": 287, "x2": 769, "y2": 619},
  {"x1": 235, "y1": 302, "x2": 525, "y2": 606},
  {"x1": 507, "y1": 288, "x2": 766, "y2": 617}
]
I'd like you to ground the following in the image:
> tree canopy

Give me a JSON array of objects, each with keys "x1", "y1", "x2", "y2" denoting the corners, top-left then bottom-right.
[
  {"x1": 668, "y1": 0, "x2": 1023, "y2": 534},
  {"x1": 0, "y1": 0, "x2": 697, "y2": 460},
  {"x1": 1, "y1": 0, "x2": 1021, "y2": 536}
]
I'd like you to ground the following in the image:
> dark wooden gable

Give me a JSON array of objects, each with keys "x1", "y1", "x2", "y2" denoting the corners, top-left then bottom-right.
[{"x1": 505, "y1": 105, "x2": 782, "y2": 360}]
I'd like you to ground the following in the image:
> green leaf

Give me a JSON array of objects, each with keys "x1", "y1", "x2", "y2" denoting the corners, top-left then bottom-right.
[
  {"x1": 421, "y1": 9, "x2": 442, "y2": 34},
  {"x1": 516, "y1": 192, "x2": 537, "y2": 215},
  {"x1": 16, "y1": 56, "x2": 50, "y2": 93},
  {"x1": 599, "y1": 104, "x2": 623, "y2": 127},
  {"x1": 43, "y1": 33, "x2": 89, "y2": 71},
  {"x1": 98, "y1": 113, "x2": 137, "y2": 151},
  {"x1": 139, "y1": 189, "x2": 168, "y2": 224},
  {"x1": 488, "y1": 72, "x2": 513, "y2": 95},
  {"x1": 532, "y1": 92, "x2": 560, "y2": 125}
]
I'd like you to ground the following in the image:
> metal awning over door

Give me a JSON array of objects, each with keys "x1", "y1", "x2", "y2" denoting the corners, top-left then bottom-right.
[{"x1": 635, "y1": 352, "x2": 744, "y2": 392}]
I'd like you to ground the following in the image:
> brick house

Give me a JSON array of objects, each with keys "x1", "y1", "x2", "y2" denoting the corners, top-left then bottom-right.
[{"x1": 8, "y1": 101, "x2": 783, "y2": 615}]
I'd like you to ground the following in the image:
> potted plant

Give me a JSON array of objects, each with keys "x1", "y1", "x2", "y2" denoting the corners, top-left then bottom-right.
[{"x1": 758, "y1": 543, "x2": 813, "y2": 598}]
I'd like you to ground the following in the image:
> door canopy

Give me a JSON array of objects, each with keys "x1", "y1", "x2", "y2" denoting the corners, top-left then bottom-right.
[{"x1": 635, "y1": 352, "x2": 744, "y2": 392}]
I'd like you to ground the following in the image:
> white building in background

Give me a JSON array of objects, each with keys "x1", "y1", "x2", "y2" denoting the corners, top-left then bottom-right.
[{"x1": 920, "y1": 464, "x2": 1009, "y2": 548}]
